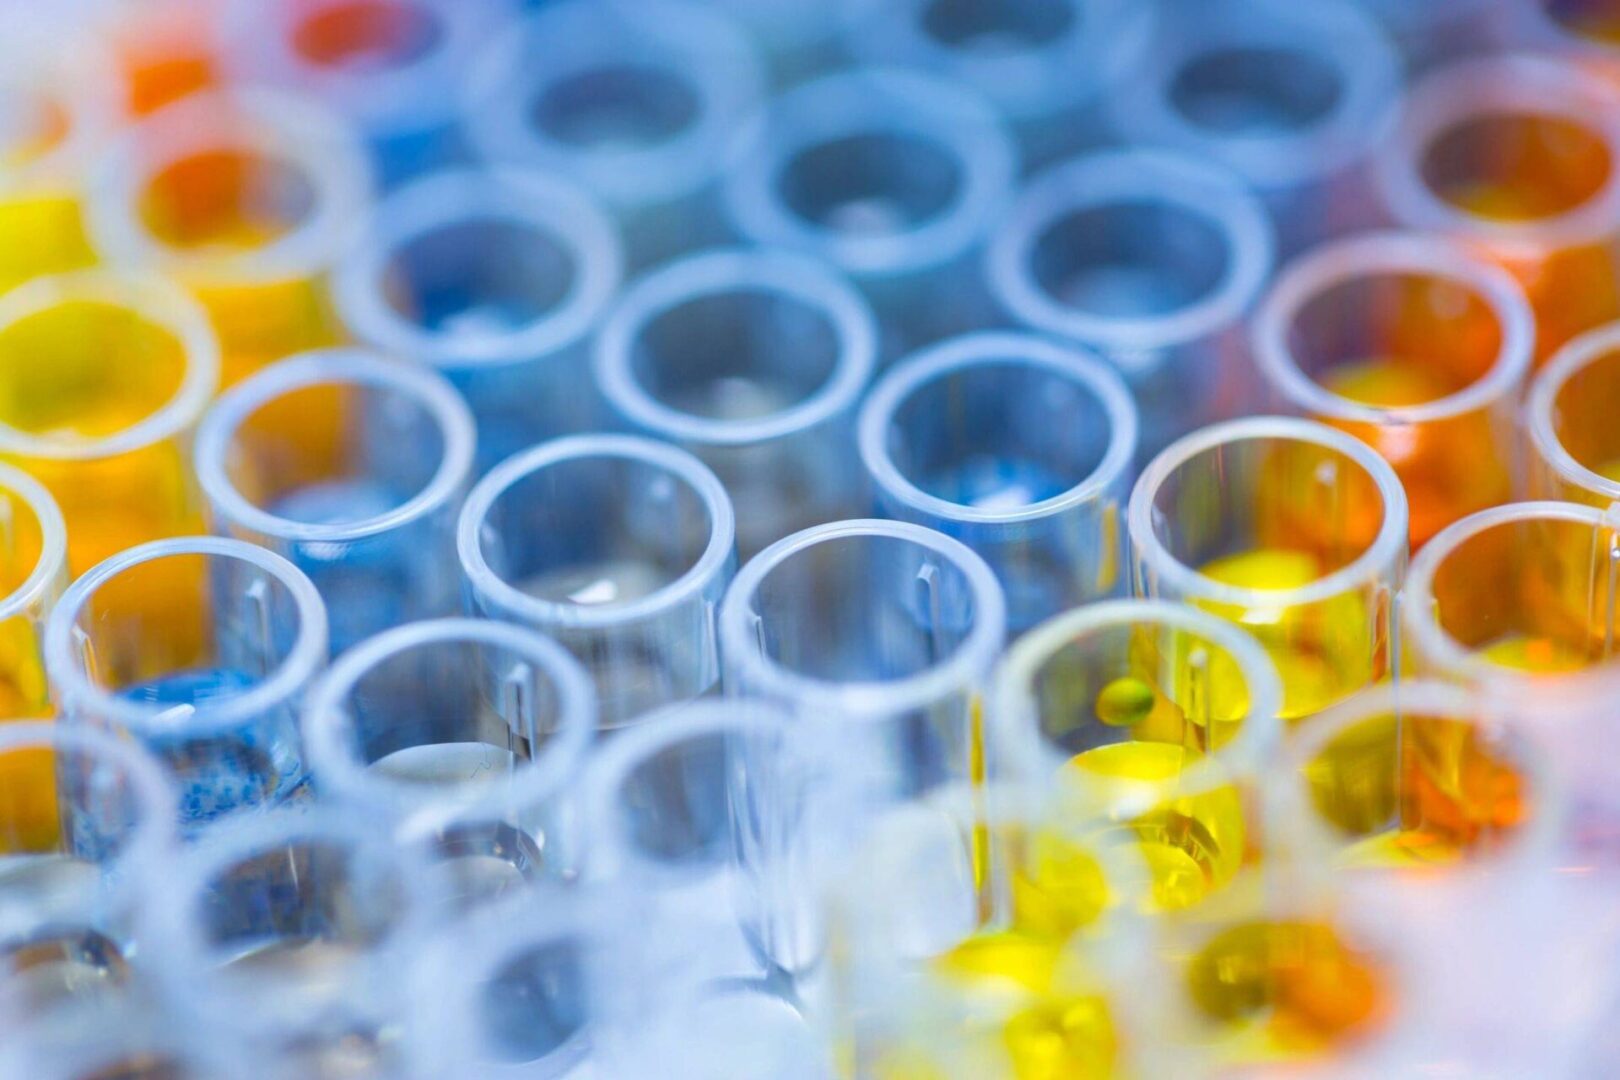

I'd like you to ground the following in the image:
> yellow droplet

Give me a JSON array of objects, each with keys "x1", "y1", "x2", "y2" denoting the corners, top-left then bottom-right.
[{"x1": 1094, "y1": 677, "x2": 1155, "y2": 727}]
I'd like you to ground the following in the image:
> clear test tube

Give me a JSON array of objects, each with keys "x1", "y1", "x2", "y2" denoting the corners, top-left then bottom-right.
[
  {"x1": 858, "y1": 332, "x2": 1137, "y2": 632},
  {"x1": 1128, "y1": 417, "x2": 1409, "y2": 726},
  {"x1": 84, "y1": 88, "x2": 374, "y2": 387},
  {"x1": 1528, "y1": 322, "x2": 1620, "y2": 508},
  {"x1": 44, "y1": 537, "x2": 329, "y2": 829},
  {"x1": 458, "y1": 435, "x2": 737, "y2": 729},
  {"x1": 694, "y1": 0, "x2": 853, "y2": 84},
  {"x1": 0, "y1": 465, "x2": 66, "y2": 718},
  {"x1": 92, "y1": 0, "x2": 224, "y2": 117},
  {"x1": 1253, "y1": 232, "x2": 1535, "y2": 547},
  {"x1": 594, "y1": 247, "x2": 877, "y2": 559},
  {"x1": 0, "y1": 991, "x2": 245, "y2": 1080},
  {"x1": 220, "y1": 0, "x2": 514, "y2": 186},
  {"x1": 1495, "y1": 1, "x2": 1620, "y2": 86},
  {"x1": 723, "y1": 69, "x2": 1017, "y2": 361},
  {"x1": 1373, "y1": 54, "x2": 1620, "y2": 367},
  {"x1": 333, "y1": 167, "x2": 623, "y2": 470},
  {"x1": 0, "y1": 269, "x2": 219, "y2": 579},
  {"x1": 1103, "y1": 0, "x2": 1401, "y2": 254},
  {"x1": 301, "y1": 617, "x2": 596, "y2": 907},
  {"x1": 841, "y1": 0, "x2": 1155, "y2": 169},
  {"x1": 1352, "y1": 0, "x2": 1500, "y2": 69},
  {"x1": 463, "y1": 0, "x2": 764, "y2": 270},
  {"x1": 193, "y1": 348, "x2": 477, "y2": 654},
  {"x1": 986, "y1": 149, "x2": 1275, "y2": 459}
]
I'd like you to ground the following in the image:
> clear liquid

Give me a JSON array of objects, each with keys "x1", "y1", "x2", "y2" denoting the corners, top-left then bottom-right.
[{"x1": 518, "y1": 557, "x2": 671, "y2": 608}]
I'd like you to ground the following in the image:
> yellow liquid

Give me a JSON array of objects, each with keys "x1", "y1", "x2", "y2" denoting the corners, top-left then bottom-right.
[
  {"x1": 1476, "y1": 634, "x2": 1590, "y2": 674},
  {"x1": 1595, "y1": 458, "x2": 1620, "y2": 484},
  {"x1": 0, "y1": 193, "x2": 94, "y2": 296},
  {"x1": 0, "y1": 745, "x2": 60, "y2": 852},
  {"x1": 1322, "y1": 359, "x2": 1456, "y2": 408}
]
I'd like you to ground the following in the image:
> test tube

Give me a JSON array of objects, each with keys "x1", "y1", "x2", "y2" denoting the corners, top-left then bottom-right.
[
  {"x1": 0, "y1": 269, "x2": 219, "y2": 578},
  {"x1": 1528, "y1": 322, "x2": 1620, "y2": 509},
  {"x1": 333, "y1": 168, "x2": 623, "y2": 470},
  {"x1": 193, "y1": 349, "x2": 477, "y2": 654},
  {"x1": 841, "y1": 0, "x2": 1155, "y2": 169},
  {"x1": 301, "y1": 617, "x2": 596, "y2": 906},
  {"x1": 0, "y1": 991, "x2": 243, "y2": 1080},
  {"x1": 859, "y1": 332, "x2": 1137, "y2": 632},
  {"x1": 693, "y1": 0, "x2": 852, "y2": 84},
  {"x1": 1103, "y1": 0, "x2": 1401, "y2": 254},
  {"x1": 44, "y1": 537, "x2": 329, "y2": 830},
  {"x1": 1352, "y1": 0, "x2": 1500, "y2": 69},
  {"x1": 1373, "y1": 54, "x2": 1620, "y2": 365},
  {"x1": 0, "y1": 465, "x2": 66, "y2": 718},
  {"x1": 463, "y1": 0, "x2": 764, "y2": 269},
  {"x1": 1497, "y1": 0, "x2": 1620, "y2": 85},
  {"x1": 986, "y1": 149, "x2": 1276, "y2": 459},
  {"x1": 84, "y1": 88, "x2": 374, "y2": 386},
  {"x1": 594, "y1": 247, "x2": 877, "y2": 559},
  {"x1": 1253, "y1": 232, "x2": 1534, "y2": 547},
  {"x1": 1128, "y1": 417, "x2": 1409, "y2": 725},
  {"x1": 723, "y1": 69, "x2": 1017, "y2": 360},
  {"x1": 221, "y1": 0, "x2": 514, "y2": 185},
  {"x1": 93, "y1": 0, "x2": 223, "y2": 116},
  {"x1": 458, "y1": 435, "x2": 737, "y2": 728}
]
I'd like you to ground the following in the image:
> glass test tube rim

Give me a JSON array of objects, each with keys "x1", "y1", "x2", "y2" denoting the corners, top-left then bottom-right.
[
  {"x1": 594, "y1": 246, "x2": 878, "y2": 449},
  {"x1": 301, "y1": 616, "x2": 598, "y2": 826},
  {"x1": 193, "y1": 347, "x2": 477, "y2": 545},
  {"x1": 0, "y1": 269, "x2": 220, "y2": 463},
  {"x1": 0, "y1": 22, "x2": 121, "y2": 193},
  {"x1": 985, "y1": 147, "x2": 1275, "y2": 353},
  {"x1": 1254, "y1": 230, "x2": 1535, "y2": 426},
  {"x1": 333, "y1": 166, "x2": 624, "y2": 369},
  {"x1": 84, "y1": 86, "x2": 375, "y2": 286},
  {"x1": 680, "y1": 0, "x2": 858, "y2": 53},
  {"x1": 457, "y1": 433, "x2": 737, "y2": 631},
  {"x1": 0, "y1": 461, "x2": 66, "y2": 622},
  {"x1": 857, "y1": 331, "x2": 1138, "y2": 527},
  {"x1": 1127, "y1": 415, "x2": 1411, "y2": 610},
  {"x1": 43, "y1": 536, "x2": 329, "y2": 736},
  {"x1": 1104, "y1": 0, "x2": 1401, "y2": 192},
  {"x1": 1372, "y1": 53, "x2": 1620, "y2": 253},
  {"x1": 462, "y1": 0, "x2": 765, "y2": 211},
  {"x1": 1527, "y1": 321, "x2": 1620, "y2": 505},
  {"x1": 717, "y1": 518, "x2": 1007, "y2": 718},
  {"x1": 722, "y1": 66, "x2": 1018, "y2": 280}
]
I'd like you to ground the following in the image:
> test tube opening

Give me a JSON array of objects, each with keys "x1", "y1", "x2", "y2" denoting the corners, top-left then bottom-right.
[
  {"x1": 1030, "y1": 201, "x2": 1230, "y2": 321},
  {"x1": 290, "y1": 0, "x2": 445, "y2": 72},
  {"x1": 917, "y1": 0, "x2": 1076, "y2": 50},
  {"x1": 479, "y1": 937, "x2": 590, "y2": 1064},
  {"x1": 138, "y1": 147, "x2": 317, "y2": 254},
  {"x1": 530, "y1": 65, "x2": 701, "y2": 152},
  {"x1": 1168, "y1": 46, "x2": 1342, "y2": 138},
  {"x1": 1420, "y1": 111, "x2": 1613, "y2": 225},
  {"x1": 777, "y1": 133, "x2": 965, "y2": 240},
  {"x1": 382, "y1": 217, "x2": 577, "y2": 338}
]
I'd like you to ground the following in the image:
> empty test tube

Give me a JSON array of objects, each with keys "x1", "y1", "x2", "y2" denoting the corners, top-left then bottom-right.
[
  {"x1": 0, "y1": 269, "x2": 219, "y2": 578},
  {"x1": 1128, "y1": 417, "x2": 1409, "y2": 725},
  {"x1": 1528, "y1": 322, "x2": 1620, "y2": 508},
  {"x1": 334, "y1": 168, "x2": 623, "y2": 469},
  {"x1": 0, "y1": 465, "x2": 66, "y2": 718},
  {"x1": 85, "y1": 88, "x2": 374, "y2": 386},
  {"x1": 194, "y1": 349, "x2": 477, "y2": 653},
  {"x1": 986, "y1": 149, "x2": 1275, "y2": 459},
  {"x1": 1253, "y1": 232, "x2": 1534, "y2": 547},
  {"x1": 594, "y1": 247, "x2": 877, "y2": 559},
  {"x1": 458, "y1": 435, "x2": 737, "y2": 728},
  {"x1": 722, "y1": 69, "x2": 1017, "y2": 358},
  {"x1": 44, "y1": 537, "x2": 328, "y2": 829},
  {"x1": 859, "y1": 332, "x2": 1137, "y2": 632},
  {"x1": 301, "y1": 618, "x2": 596, "y2": 905}
]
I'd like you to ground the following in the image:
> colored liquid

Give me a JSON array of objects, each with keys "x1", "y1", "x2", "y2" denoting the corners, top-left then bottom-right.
[
  {"x1": 1599, "y1": 459, "x2": 1620, "y2": 484},
  {"x1": 1476, "y1": 634, "x2": 1591, "y2": 674}
]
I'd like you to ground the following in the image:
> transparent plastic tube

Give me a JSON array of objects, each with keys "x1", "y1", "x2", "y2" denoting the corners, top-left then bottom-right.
[
  {"x1": 1353, "y1": 0, "x2": 1500, "y2": 68},
  {"x1": 859, "y1": 332, "x2": 1137, "y2": 632},
  {"x1": 1528, "y1": 322, "x2": 1620, "y2": 509},
  {"x1": 695, "y1": 0, "x2": 852, "y2": 84},
  {"x1": 1128, "y1": 417, "x2": 1409, "y2": 726},
  {"x1": 1253, "y1": 232, "x2": 1534, "y2": 547},
  {"x1": 458, "y1": 435, "x2": 737, "y2": 728},
  {"x1": 1496, "y1": 0, "x2": 1620, "y2": 86},
  {"x1": 0, "y1": 269, "x2": 219, "y2": 579},
  {"x1": 842, "y1": 0, "x2": 1155, "y2": 169},
  {"x1": 0, "y1": 465, "x2": 66, "y2": 718},
  {"x1": 0, "y1": 991, "x2": 243, "y2": 1080},
  {"x1": 1373, "y1": 54, "x2": 1620, "y2": 366},
  {"x1": 1104, "y1": 0, "x2": 1401, "y2": 254},
  {"x1": 85, "y1": 88, "x2": 374, "y2": 386},
  {"x1": 334, "y1": 167, "x2": 623, "y2": 470},
  {"x1": 45, "y1": 537, "x2": 329, "y2": 829},
  {"x1": 301, "y1": 617, "x2": 596, "y2": 906},
  {"x1": 594, "y1": 247, "x2": 877, "y2": 559},
  {"x1": 464, "y1": 0, "x2": 764, "y2": 268},
  {"x1": 94, "y1": 0, "x2": 223, "y2": 116},
  {"x1": 722, "y1": 69, "x2": 1017, "y2": 359},
  {"x1": 194, "y1": 348, "x2": 477, "y2": 653},
  {"x1": 987, "y1": 149, "x2": 1276, "y2": 459},
  {"x1": 222, "y1": 0, "x2": 514, "y2": 185}
]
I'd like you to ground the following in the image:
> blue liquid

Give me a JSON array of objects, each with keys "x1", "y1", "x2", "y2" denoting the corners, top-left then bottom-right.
[{"x1": 924, "y1": 455, "x2": 1076, "y2": 510}]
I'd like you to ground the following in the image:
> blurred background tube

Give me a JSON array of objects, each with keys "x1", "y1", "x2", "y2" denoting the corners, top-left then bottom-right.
[
  {"x1": 594, "y1": 247, "x2": 877, "y2": 559},
  {"x1": 1528, "y1": 322, "x2": 1620, "y2": 508},
  {"x1": 1351, "y1": 0, "x2": 1501, "y2": 70},
  {"x1": 0, "y1": 465, "x2": 66, "y2": 719},
  {"x1": 1373, "y1": 54, "x2": 1620, "y2": 366},
  {"x1": 722, "y1": 69, "x2": 1017, "y2": 360},
  {"x1": 1495, "y1": 0, "x2": 1620, "y2": 86},
  {"x1": 1104, "y1": 0, "x2": 1401, "y2": 254},
  {"x1": 194, "y1": 349, "x2": 476, "y2": 654},
  {"x1": 464, "y1": 0, "x2": 765, "y2": 270},
  {"x1": 987, "y1": 149, "x2": 1275, "y2": 459},
  {"x1": 91, "y1": 0, "x2": 223, "y2": 117},
  {"x1": 458, "y1": 435, "x2": 737, "y2": 729},
  {"x1": 1253, "y1": 232, "x2": 1534, "y2": 547},
  {"x1": 334, "y1": 168, "x2": 623, "y2": 470},
  {"x1": 858, "y1": 332, "x2": 1137, "y2": 632},
  {"x1": 46, "y1": 537, "x2": 328, "y2": 830}
]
